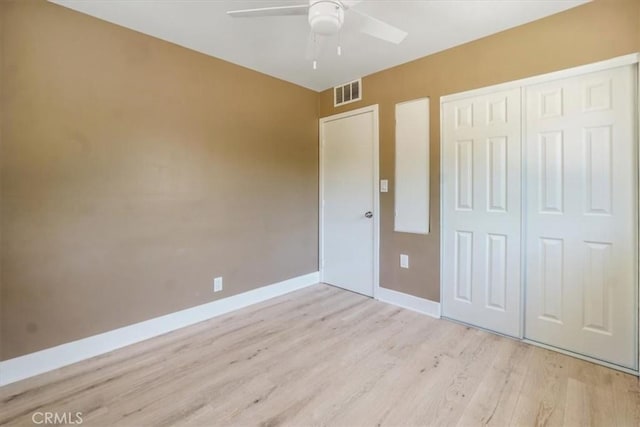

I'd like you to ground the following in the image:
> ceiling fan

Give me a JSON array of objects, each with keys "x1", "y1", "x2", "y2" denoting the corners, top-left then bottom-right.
[{"x1": 226, "y1": 0, "x2": 408, "y2": 68}]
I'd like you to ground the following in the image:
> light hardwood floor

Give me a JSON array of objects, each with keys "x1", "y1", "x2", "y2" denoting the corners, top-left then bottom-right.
[{"x1": 1, "y1": 284, "x2": 639, "y2": 426}]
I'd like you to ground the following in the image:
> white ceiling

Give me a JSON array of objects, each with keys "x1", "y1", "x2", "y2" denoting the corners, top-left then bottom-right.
[{"x1": 50, "y1": 0, "x2": 589, "y2": 92}]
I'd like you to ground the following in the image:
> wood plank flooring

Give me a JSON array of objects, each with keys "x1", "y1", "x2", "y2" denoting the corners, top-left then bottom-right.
[{"x1": 1, "y1": 284, "x2": 638, "y2": 426}]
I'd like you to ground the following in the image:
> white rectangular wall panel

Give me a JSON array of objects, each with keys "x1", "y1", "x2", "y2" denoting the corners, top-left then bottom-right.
[{"x1": 395, "y1": 98, "x2": 430, "y2": 234}]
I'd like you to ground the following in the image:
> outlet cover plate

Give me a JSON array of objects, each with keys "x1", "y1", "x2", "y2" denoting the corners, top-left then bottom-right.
[{"x1": 213, "y1": 277, "x2": 223, "y2": 292}]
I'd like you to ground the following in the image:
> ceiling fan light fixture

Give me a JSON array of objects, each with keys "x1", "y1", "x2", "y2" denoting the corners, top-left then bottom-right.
[{"x1": 308, "y1": 0, "x2": 344, "y2": 35}]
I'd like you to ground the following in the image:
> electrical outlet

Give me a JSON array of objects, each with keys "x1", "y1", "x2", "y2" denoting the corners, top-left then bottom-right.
[
  {"x1": 400, "y1": 254, "x2": 409, "y2": 269},
  {"x1": 213, "y1": 277, "x2": 223, "y2": 292}
]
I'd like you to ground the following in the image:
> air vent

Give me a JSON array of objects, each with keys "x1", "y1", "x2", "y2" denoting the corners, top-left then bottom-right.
[{"x1": 334, "y1": 78, "x2": 362, "y2": 107}]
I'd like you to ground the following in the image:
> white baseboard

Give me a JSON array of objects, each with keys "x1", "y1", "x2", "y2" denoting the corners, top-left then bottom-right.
[
  {"x1": 0, "y1": 272, "x2": 320, "y2": 386},
  {"x1": 376, "y1": 286, "x2": 441, "y2": 319}
]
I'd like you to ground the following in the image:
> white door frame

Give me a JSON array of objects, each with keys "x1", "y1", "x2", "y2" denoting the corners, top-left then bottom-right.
[
  {"x1": 440, "y1": 53, "x2": 640, "y2": 375},
  {"x1": 319, "y1": 104, "x2": 380, "y2": 298}
]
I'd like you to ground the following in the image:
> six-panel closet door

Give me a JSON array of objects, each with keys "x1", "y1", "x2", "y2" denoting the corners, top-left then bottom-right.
[
  {"x1": 524, "y1": 65, "x2": 638, "y2": 370},
  {"x1": 441, "y1": 88, "x2": 523, "y2": 338},
  {"x1": 442, "y1": 62, "x2": 638, "y2": 371}
]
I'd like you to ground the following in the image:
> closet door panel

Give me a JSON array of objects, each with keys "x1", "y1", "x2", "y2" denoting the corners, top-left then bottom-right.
[
  {"x1": 524, "y1": 65, "x2": 637, "y2": 369},
  {"x1": 442, "y1": 89, "x2": 522, "y2": 337}
]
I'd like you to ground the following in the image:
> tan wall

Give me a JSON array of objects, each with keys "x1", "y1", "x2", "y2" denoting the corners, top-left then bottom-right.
[
  {"x1": 2, "y1": 0, "x2": 639, "y2": 361},
  {"x1": 0, "y1": 0, "x2": 319, "y2": 360},
  {"x1": 318, "y1": 0, "x2": 640, "y2": 301}
]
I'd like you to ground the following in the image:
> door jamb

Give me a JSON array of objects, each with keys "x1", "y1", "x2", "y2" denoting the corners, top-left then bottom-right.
[
  {"x1": 319, "y1": 104, "x2": 380, "y2": 298},
  {"x1": 636, "y1": 60, "x2": 639, "y2": 373}
]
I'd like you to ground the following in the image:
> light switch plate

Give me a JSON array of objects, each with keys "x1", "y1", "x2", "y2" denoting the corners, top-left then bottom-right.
[
  {"x1": 400, "y1": 254, "x2": 409, "y2": 269},
  {"x1": 380, "y1": 179, "x2": 388, "y2": 192},
  {"x1": 213, "y1": 277, "x2": 223, "y2": 292}
]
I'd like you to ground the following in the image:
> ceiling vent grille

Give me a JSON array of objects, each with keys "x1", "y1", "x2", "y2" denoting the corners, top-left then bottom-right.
[{"x1": 334, "y1": 78, "x2": 362, "y2": 107}]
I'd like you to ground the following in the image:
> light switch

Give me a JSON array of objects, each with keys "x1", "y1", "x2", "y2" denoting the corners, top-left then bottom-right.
[
  {"x1": 380, "y1": 179, "x2": 388, "y2": 192},
  {"x1": 400, "y1": 254, "x2": 409, "y2": 269}
]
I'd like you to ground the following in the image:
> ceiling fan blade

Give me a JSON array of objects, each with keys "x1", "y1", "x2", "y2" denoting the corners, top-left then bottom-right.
[
  {"x1": 350, "y1": 9, "x2": 407, "y2": 44},
  {"x1": 227, "y1": 4, "x2": 309, "y2": 18},
  {"x1": 305, "y1": 32, "x2": 327, "y2": 61}
]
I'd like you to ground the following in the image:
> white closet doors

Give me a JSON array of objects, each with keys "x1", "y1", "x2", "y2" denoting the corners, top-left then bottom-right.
[
  {"x1": 524, "y1": 65, "x2": 637, "y2": 369},
  {"x1": 442, "y1": 88, "x2": 523, "y2": 338},
  {"x1": 441, "y1": 60, "x2": 638, "y2": 371}
]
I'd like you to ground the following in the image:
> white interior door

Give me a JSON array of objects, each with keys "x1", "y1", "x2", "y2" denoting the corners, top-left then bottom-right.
[
  {"x1": 442, "y1": 88, "x2": 522, "y2": 337},
  {"x1": 321, "y1": 106, "x2": 378, "y2": 297},
  {"x1": 524, "y1": 65, "x2": 638, "y2": 369}
]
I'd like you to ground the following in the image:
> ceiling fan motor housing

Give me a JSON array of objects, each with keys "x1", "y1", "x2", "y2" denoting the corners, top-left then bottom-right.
[{"x1": 308, "y1": 0, "x2": 344, "y2": 35}]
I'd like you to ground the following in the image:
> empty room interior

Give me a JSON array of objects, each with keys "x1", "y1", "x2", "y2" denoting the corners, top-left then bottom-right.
[{"x1": 1, "y1": 0, "x2": 640, "y2": 425}]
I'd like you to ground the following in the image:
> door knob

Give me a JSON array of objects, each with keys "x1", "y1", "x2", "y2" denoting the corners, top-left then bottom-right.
[{"x1": 365, "y1": 211, "x2": 373, "y2": 218}]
